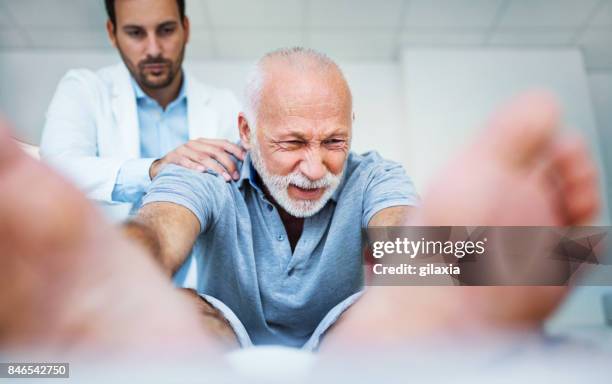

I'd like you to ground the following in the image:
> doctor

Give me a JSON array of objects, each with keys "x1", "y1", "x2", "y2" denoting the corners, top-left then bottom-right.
[{"x1": 40, "y1": 0, "x2": 244, "y2": 219}]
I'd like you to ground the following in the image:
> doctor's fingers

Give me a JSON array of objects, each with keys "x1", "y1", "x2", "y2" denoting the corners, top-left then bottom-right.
[
  {"x1": 185, "y1": 141, "x2": 240, "y2": 178},
  {"x1": 177, "y1": 157, "x2": 206, "y2": 173},
  {"x1": 195, "y1": 138, "x2": 246, "y2": 161},
  {"x1": 177, "y1": 146, "x2": 233, "y2": 181},
  {"x1": 202, "y1": 158, "x2": 233, "y2": 181}
]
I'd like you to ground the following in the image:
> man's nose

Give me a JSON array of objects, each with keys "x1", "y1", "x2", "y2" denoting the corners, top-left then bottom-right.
[
  {"x1": 299, "y1": 150, "x2": 327, "y2": 181},
  {"x1": 145, "y1": 35, "x2": 162, "y2": 57}
]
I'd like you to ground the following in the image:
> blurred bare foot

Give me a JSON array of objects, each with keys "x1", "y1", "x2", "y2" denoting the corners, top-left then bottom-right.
[
  {"x1": 0, "y1": 119, "x2": 224, "y2": 355},
  {"x1": 324, "y1": 92, "x2": 600, "y2": 348}
]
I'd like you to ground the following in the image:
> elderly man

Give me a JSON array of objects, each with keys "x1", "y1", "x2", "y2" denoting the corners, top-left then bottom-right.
[
  {"x1": 129, "y1": 47, "x2": 419, "y2": 348},
  {"x1": 0, "y1": 48, "x2": 599, "y2": 353}
]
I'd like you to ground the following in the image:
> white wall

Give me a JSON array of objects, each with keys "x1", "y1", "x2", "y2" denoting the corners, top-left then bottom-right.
[
  {"x1": 0, "y1": 51, "x2": 119, "y2": 145},
  {"x1": 588, "y1": 72, "x2": 612, "y2": 222},
  {"x1": 400, "y1": 49, "x2": 606, "y2": 193}
]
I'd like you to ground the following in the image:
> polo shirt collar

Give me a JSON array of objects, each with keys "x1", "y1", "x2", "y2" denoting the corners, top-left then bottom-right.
[{"x1": 237, "y1": 153, "x2": 262, "y2": 193}]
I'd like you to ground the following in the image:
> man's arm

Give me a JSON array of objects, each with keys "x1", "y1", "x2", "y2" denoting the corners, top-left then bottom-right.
[
  {"x1": 124, "y1": 202, "x2": 200, "y2": 276},
  {"x1": 368, "y1": 206, "x2": 417, "y2": 227}
]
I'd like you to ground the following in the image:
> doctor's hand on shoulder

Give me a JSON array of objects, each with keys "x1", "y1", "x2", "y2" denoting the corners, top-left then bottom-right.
[{"x1": 149, "y1": 138, "x2": 246, "y2": 182}]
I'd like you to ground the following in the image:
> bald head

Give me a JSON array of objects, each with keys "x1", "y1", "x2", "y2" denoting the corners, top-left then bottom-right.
[{"x1": 243, "y1": 47, "x2": 353, "y2": 129}]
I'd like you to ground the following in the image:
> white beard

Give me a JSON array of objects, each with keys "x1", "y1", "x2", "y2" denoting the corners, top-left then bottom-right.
[{"x1": 249, "y1": 137, "x2": 344, "y2": 218}]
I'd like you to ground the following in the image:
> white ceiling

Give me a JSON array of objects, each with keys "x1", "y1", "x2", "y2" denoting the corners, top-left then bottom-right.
[{"x1": 0, "y1": 0, "x2": 610, "y2": 70}]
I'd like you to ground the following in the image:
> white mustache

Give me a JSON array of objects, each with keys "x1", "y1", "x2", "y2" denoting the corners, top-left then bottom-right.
[{"x1": 286, "y1": 172, "x2": 335, "y2": 189}]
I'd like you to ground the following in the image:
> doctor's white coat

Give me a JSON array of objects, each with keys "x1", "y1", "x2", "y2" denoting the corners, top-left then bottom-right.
[{"x1": 40, "y1": 63, "x2": 240, "y2": 219}]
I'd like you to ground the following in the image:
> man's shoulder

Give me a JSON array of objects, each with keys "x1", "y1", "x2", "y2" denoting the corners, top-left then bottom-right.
[
  {"x1": 144, "y1": 164, "x2": 237, "y2": 227},
  {"x1": 340, "y1": 151, "x2": 414, "y2": 198},
  {"x1": 340, "y1": 152, "x2": 418, "y2": 224},
  {"x1": 157, "y1": 164, "x2": 230, "y2": 186},
  {"x1": 57, "y1": 63, "x2": 124, "y2": 93},
  {"x1": 154, "y1": 164, "x2": 235, "y2": 200}
]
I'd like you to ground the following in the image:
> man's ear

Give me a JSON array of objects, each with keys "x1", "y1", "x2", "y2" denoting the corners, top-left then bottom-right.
[
  {"x1": 182, "y1": 16, "x2": 190, "y2": 44},
  {"x1": 106, "y1": 20, "x2": 117, "y2": 48},
  {"x1": 238, "y1": 113, "x2": 252, "y2": 150}
]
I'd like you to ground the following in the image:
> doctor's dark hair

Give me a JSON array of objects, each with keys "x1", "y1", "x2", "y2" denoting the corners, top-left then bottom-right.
[{"x1": 104, "y1": 0, "x2": 186, "y2": 29}]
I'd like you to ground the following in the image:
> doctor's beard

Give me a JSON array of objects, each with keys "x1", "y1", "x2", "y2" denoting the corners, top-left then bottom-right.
[
  {"x1": 249, "y1": 131, "x2": 344, "y2": 218},
  {"x1": 118, "y1": 43, "x2": 185, "y2": 91}
]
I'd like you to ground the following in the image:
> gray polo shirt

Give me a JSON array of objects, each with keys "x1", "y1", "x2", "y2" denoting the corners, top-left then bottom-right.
[{"x1": 142, "y1": 151, "x2": 418, "y2": 347}]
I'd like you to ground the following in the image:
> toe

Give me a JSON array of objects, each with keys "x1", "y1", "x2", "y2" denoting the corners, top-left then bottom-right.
[
  {"x1": 551, "y1": 136, "x2": 601, "y2": 224},
  {"x1": 485, "y1": 91, "x2": 560, "y2": 169}
]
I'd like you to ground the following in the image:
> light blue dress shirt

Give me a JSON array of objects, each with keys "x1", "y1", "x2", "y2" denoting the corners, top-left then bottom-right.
[
  {"x1": 111, "y1": 76, "x2": 189, "y2": 206},
  {"x1": 142, "y1": 151, "x2": 419, "y2": 347}
]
